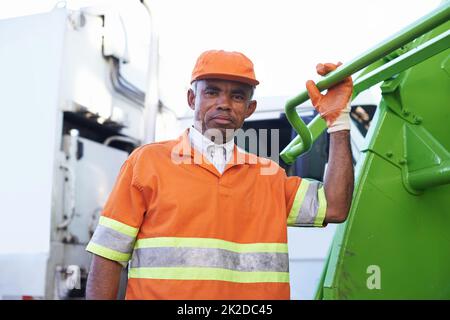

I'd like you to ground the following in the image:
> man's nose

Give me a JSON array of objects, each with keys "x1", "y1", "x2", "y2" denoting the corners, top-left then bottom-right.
[{"x1": 216, "y1": 93, "x2": 231, "y2": 110}]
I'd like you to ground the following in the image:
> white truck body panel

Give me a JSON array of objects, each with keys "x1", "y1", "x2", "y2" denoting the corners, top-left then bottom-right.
[
  {"x1": 0, "y1": 5, "x2": 150, "y2": 299},
  {"x1": 0, "y1": 9, "x2": 66, "y2": 298}
]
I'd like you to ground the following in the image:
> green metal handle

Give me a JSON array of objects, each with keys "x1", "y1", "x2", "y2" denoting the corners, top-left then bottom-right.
[{"x1": 280, "y1": 1, "x2": 450, "y2": 165}]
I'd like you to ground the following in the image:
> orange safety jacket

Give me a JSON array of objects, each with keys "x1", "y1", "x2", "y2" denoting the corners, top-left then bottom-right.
[{"x1": 87, "y1": 129, "x2": 327, "y2": 299}]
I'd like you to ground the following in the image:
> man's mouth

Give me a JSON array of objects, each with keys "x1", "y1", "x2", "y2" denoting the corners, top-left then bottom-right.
[{"x1": 211, "y1": 116, "x2": 233, "y2": 125}]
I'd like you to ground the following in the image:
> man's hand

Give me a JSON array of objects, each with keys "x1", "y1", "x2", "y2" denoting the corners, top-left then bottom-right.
[{"x1": 306, "y1": 62, "x2": 353, "y2": 132}]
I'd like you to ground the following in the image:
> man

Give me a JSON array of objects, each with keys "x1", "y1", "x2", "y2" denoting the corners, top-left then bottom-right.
[{"x1": 85, "y1": 50, "x2": 354, "y2": 300}]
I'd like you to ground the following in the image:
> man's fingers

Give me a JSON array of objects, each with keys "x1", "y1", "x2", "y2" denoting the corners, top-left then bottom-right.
[
  {"x1": 316, "y1": 61, "x2": 352, "y2": 86},
  {"x1": 316, "y1": 62, "x2": 339, "y2": 76},
  {"x1": 306, "y1": 80, "x2": 322, "y2": 106},
  {"x1": 343, "y1": 76, "x2": 353, "y2": 86}
]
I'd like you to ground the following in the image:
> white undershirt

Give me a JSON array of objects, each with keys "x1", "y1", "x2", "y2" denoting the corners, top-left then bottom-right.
[{"x1": 189, "y1": 126, "x2": 235, "y2": 174}]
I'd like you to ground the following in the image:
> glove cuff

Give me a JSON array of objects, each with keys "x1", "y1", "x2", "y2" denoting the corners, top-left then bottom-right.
[{"x1": 327, "y1": 101, "x2": 351, "y2": 133}]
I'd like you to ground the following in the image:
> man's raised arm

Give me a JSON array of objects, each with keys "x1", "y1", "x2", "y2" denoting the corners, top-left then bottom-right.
[{"x1": 305, "y1": 62, "x2": 354, "y2": 224}]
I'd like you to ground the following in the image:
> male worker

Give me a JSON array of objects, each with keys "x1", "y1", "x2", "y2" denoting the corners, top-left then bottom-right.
[{"x1": 85, "y1": 50, "x2": 354, "y2": 300}]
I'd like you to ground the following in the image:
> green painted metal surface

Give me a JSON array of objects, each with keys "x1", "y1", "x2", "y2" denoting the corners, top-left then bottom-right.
[{"x1": 317, "y1": 19, "x2": 450, "y2": 299}]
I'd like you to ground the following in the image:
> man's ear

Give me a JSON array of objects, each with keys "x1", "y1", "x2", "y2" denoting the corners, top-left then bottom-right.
[
  {"x1": 187, "y1": 88, "x2": 195, "y2": 111},
  {"x1": 245, "y1": 100, "x2": 257, "y2": 119}
]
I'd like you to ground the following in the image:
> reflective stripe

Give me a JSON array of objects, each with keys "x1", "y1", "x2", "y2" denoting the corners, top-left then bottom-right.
[
  {"x1": 287, "y1": 179, "x2": 310, "y2": 226},
  {"x1": 129, "y1": 237, "x2": 289, "y2": 283},
  {"x1": 86, "y1": 216, "x2": 139, "y2": 262},
  {"x1": 288, "y1": 180, "x2": 326, "y2": 227},
  {"x1": 99, "y1": 216, "x2": 139, "y2": 238},
  {"x1": 128, "y1": 267, "x2": 290, "y2": 283},
  {"x1": 86, "y1": 242, "x2": 131, "y2": 262},
  {"x1": 130, "y1": 247, "x2": 288, "y2": 272},
  {"x1": 296, "y1": 180, "x2": 322, "y2": 225},
  {"x1": 313, "y1": 186, "x2": 327, "y2": 227},
  {"x1": 90, "y1": 224, "x2": 135, "y2": 254},
  {"x1": 134, "y1": 237, "x2": 288, "y2": 253}
]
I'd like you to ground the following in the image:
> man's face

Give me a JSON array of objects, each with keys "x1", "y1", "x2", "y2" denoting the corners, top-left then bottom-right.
[{"x1": 187, "y1": 79, "x2": 257, "y2": 142}]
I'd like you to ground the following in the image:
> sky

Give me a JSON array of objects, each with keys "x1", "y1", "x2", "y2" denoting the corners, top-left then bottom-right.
[
  {"x1": 0, "y1": 0, "x2": 442, "y2": 115},
  {"x1": 150, "y1": 0, "x2": 442, "y2": 114}
]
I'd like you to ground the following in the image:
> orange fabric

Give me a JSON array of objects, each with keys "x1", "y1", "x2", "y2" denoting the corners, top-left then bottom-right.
[
  {"x1": 126, "y1": 279, "x2": 289, "y2": 300},
  {"x1": 191, "y1": 50, "x2": 259, "y2": 86},
  {"x1": 101, "y1": 129, "x2": 301, "y2": 299},
  {"x1": 305, "y1": 62, "x2": 353, "y2": 126}
]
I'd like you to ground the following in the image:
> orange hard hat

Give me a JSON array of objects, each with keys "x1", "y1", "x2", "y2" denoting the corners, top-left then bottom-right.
[{"x1": 191, "y1": 50, "x2": 259, "y2": 86}]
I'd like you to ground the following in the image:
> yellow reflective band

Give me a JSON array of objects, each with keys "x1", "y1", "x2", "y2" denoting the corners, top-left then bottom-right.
[
  {"x1": 99, "y1": 216, "x2": 139, "y2": 238},
  {"x1": 287, "y1": 179, "x2": 310, "y2": 225},
  {"x1": 313, "y1": 187, "x2": 327, "y2": 227},
  {"x1": 86, "y1": 242, "x2": 131, "y2": 262},
  {"x1": 128, "y1": 267, "x2": 290, "y2": 283},
  {"x1": 134, "y1": 237, "x2": 288, "y2": 253}
]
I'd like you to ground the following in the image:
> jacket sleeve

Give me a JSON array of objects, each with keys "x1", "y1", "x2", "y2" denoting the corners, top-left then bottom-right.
[
  {"x1": 86, "y1": 156, "x2": 147, "y2": 266},
  {"x1": 284, "y1": 172, "x2": 327, "y2": 228}
]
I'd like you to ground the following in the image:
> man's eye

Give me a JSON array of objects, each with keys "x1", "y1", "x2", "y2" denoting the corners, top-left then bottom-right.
[
  {"x1": 205, "y1": 90, "x2": 218, "y2": 96},
  {"x1": 232, "y1": 94, "x2": 245, "y2": 101}
]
